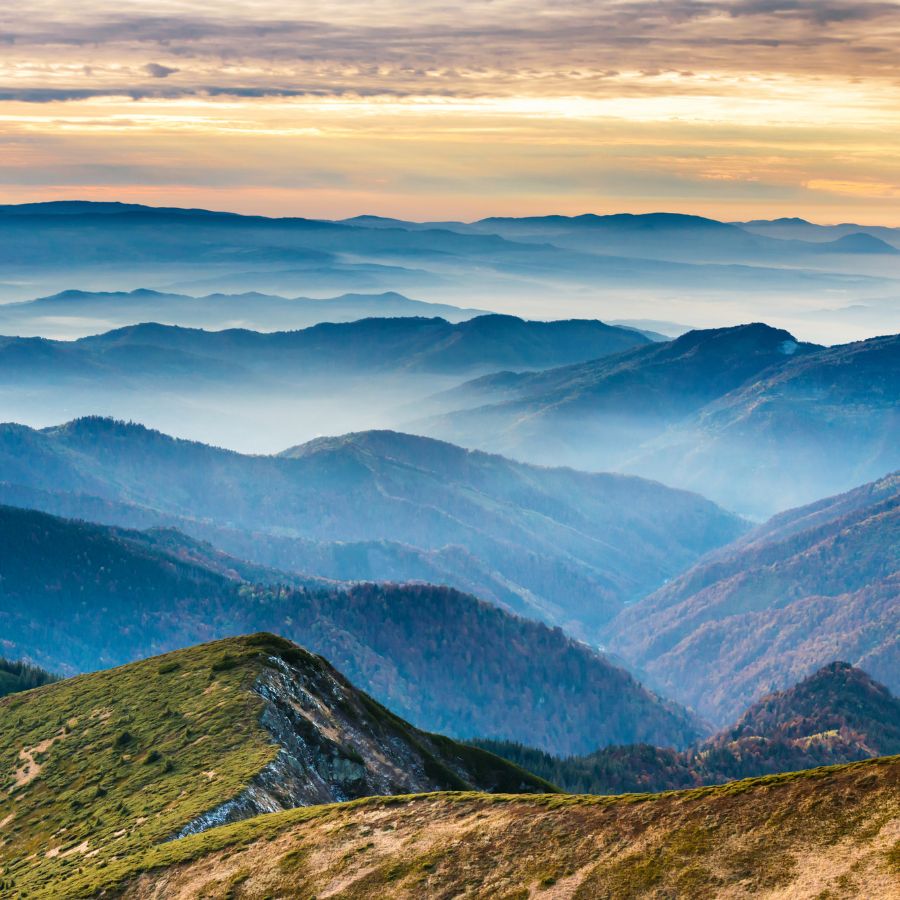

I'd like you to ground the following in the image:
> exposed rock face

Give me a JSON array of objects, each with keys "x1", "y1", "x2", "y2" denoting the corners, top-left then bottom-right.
[{"x1": 175, "y1": 645, "x2": 552, "y2": 837}]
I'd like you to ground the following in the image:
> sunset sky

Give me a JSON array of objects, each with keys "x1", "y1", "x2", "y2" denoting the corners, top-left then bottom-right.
[{"x1": 2, "y1": 1, "x2": 899, "y2": 222}]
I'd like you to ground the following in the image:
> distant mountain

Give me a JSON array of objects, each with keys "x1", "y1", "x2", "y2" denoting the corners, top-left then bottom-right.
[
  {"x1": 0, "y1": 288, "x2": 489, "y2": 338},
  {"x1": 418, "y1": 325, "x2": 899, "y2": 515},
  {"x1": 0, "y1": 314, "x2": 654, "y2": 451},
  {"x1": 475, "y1": 662, "x2": 900, "y2": 794},
  {"x1": 0, "y1": 202, "x2": 892, "y2": 347},
  {"x1": 736, "y1": 216, "x2": 900, "y2": 248},
  {"x1": 628, "y1": 332, "x2": 900, "y2": 514},
  {"x1": 0, "y1": 419, "x2": 744, "y2": 636},
  {"x1": 604, "y1": 473, "x2": 900, "y2": 723},
  {"x1": 0, "y1": 633, "x2": 558, "y2": 896},
  {"x1": 421, "y1": 321, "x2": 814, "y2": 424},
  {"x1": 71, "y1": 756, "x2": 900, "y2": 900},
  {"x1": 0, "y1": 502, "x2": 701, "y2": 755},
  {"x1": 0, "y1": 313, "x2": 650, "y2": 379},
  {"x1": 818, "y1": 232, "x2": 900, "y2": 255},
  {"x1": 468, "y1": 211, "x2": 900, "y2": 264}
]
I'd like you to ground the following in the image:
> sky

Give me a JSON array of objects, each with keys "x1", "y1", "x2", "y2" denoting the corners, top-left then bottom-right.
[{"x1": 2, "y1": 1, "x2": 900, "y2": 222}]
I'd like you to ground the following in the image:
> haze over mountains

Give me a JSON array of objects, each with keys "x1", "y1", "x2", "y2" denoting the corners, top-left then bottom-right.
[
  {"x1": 0, "y1": 313, "x2": 650, "y2": 451},
  {"x1": 0, "y1": 504, "x2": 700, "y2": 755},
  {"x1": 1, "y1": 310, "x2": 895, "y2": 514},
  {"x1": 419, "y1": 324, "x2": 900, "y2": 515},
  {"x1": 0, "y1": 289, "x2": 489, "y2": 339},
  {"x1": 1, "y1": 202, "x2": 897, "y2": 343},
  {"x1": 0, "y1": 418, "x2": 743, "y2": 638}
]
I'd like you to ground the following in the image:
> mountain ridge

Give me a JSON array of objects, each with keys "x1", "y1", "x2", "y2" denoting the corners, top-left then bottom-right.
[
  {"x1": 0, "y1": 417, "x2": 746, "y2": 636},
  {"x1": 417, "y1": 325, "x2": 899, "y2": 515},
  {"x1": 0, "y1": 633, "x2": 557, "y2": 897},
  {"x1": 0, "y1": 501, "x2": 701, "y2": 754},
  {"x1": 476, "y1": 662, "x2": 900, "y2": 795},
  {"x1": 604, "y1": 472, "x2": 900, "y2": 723}
]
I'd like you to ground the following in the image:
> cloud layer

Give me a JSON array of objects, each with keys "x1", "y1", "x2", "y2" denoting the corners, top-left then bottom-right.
[{"x1": 1, "y1": 1, "x2": 898, "y2": 220}]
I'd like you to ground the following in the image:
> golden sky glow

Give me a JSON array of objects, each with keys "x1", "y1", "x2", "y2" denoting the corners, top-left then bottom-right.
[{"x1": 2, "y1": 1, "x2": 899, "y2": 222}]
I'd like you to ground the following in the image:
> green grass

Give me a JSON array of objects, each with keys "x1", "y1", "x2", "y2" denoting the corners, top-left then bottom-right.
[
  {"x1": 2, "y1": 631, "x2": 896, "y2": 900},
  {"x1": 0, "y1": 635, "x2": 289, "y2": 898}
]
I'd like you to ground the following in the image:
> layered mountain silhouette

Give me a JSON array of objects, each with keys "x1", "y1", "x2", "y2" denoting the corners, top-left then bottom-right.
[
  {"x1": 0, "y1": 288, "x2": 488, "y2": 338},
  {"x1": 604, "y1": 473, "x2": 900, "y2": 723},
  {"x1": 0, "y1": 314, "x2": 654, "y2": 450},
  {"x1": 0, "y1": 503, "x2": 700, "y2": 754},
  {"x1": 1, "y1": 203, "x2": 893, "y2": 346},
  {"x1": 477, "y1": 662, "x2": 900, "y2": 794},
  {"x1": 344, "y1": 210, "x2": 900, "y2": 271},
  {"x1": 1, "y1": 314, "x2": 650, "y2": 379},
  {"x1": 0, "y1": 419, "x2": 744, "y2": 636},
  {"x1": 418, "y1": 324, "x2": 899, "y2": 515}
]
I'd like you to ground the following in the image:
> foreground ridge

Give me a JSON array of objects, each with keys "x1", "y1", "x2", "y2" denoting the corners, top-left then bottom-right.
[{"x1": 47, "y1": 757, "x2": 900, "y2": 898}]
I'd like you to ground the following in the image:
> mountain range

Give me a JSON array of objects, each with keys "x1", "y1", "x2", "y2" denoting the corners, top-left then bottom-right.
[
  {"x1": 1, "y1": 202, "x2": 896, "y2": 344},
  {"x1": 0, "y1": 418, "x2": 744, "y2": 637},
  {"x1": 2, "y1": 313, "x2": 650, "y2": 380},
  {"x1": 0, "y1": 314, "x2": 653, "y2": 450},
  {"x1": 605, "y1": 472, "x2": 900, "y2": 723},
  {"x1": 476, "y1": 662, "x2": 900, "y2": 794},
  {"x1": 0, "y1": 289, "x2": 489, "y2": 339},
  {"x1": 1, "y1": 631, "x2": 895, "y2": 899},
  {"x1": 417, "y1": 323, "x2": 900, "y2": 515},
  {"x1": 0, "y1": 503, "x2": 700, "y2": 754}
]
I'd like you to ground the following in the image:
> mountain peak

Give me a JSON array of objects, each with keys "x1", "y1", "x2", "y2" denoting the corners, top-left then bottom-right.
[
  {"x1": 279, "y1": 428, "x2": 470, "y2": 463},
  {"x1": 722, "y1": 663, "x2": 900, "y2": 749},
  {"x1": 0, "y1": 631, "x2": 554, "y2": 893},
  {"x1": 826, "y1": 232, "x2": 899, "y2": 254}
]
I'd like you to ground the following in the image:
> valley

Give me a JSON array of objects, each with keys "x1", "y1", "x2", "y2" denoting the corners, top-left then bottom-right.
[{"x1": 0, "y1": 203, "x2": 896, "y2": 900}]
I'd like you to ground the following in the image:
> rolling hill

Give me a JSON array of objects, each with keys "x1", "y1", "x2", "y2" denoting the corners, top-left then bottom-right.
[
  {"x1": 36, "y1": 758, "x2": 900, "y2": 899},
  {"x1": 2, "y1": 313, "x2": 650, "y2": 379},
  {"x1": 0, "y1": 418, "x2": 745, "y2": 637},
  {"x1": 417, "y1": 325, "x2": 899, "y2": 515},
  {"x1": 0, "y1": 503, "x2": 700, "y2": 754},
  {"x1": 475, "y1": 662, "x2": 900, "y2": 794},
  {"x1": 0, "y1": 288, "x2": 488, "y2": 338},
  {"x1": 604, "y1": 473, "x2": 900, "y2": 723},
  {"x1": 0, "y1": 634, "x2": 554, "y2": 898}
]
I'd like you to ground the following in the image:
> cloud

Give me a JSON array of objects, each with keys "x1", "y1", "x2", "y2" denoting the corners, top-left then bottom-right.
[
  {"x1": 1, "y1": 1, "x2": 898, "y2": 224},
  {"x1": 143, "y1": 63, "x2": 179, "y2": 79}
]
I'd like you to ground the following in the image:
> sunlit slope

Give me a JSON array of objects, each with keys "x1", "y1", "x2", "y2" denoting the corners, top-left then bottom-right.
[
  {"x1": 0, "y1": 634, "x2": 551, "y2": 898},
  {"x1": 56, "y1": 758, "x2": 900, "y2": 899},
  {"x1": 606, "y1": 472, "x2": 900, "y2": 723}
]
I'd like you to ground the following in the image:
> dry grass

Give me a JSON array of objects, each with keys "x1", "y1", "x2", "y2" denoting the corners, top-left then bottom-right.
[{"x1": 113, "y1": 756, "x2": 900, "y2": 900}]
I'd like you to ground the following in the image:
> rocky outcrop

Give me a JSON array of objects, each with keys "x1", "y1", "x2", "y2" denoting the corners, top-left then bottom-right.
[{"x1": 175, "y1": 646, "x2": 552, "y2": 837}]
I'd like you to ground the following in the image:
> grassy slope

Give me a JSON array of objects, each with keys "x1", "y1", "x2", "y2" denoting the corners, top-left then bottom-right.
[
  {"x1": 81, "y1": 757, "x2": 900, "y2": 899},
  {"x1": 0, "y1": 637, "x2": 278, "y2": 897},
  {"x1": 0, "y1": 634, "x2": 553, "y2": 898}
]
